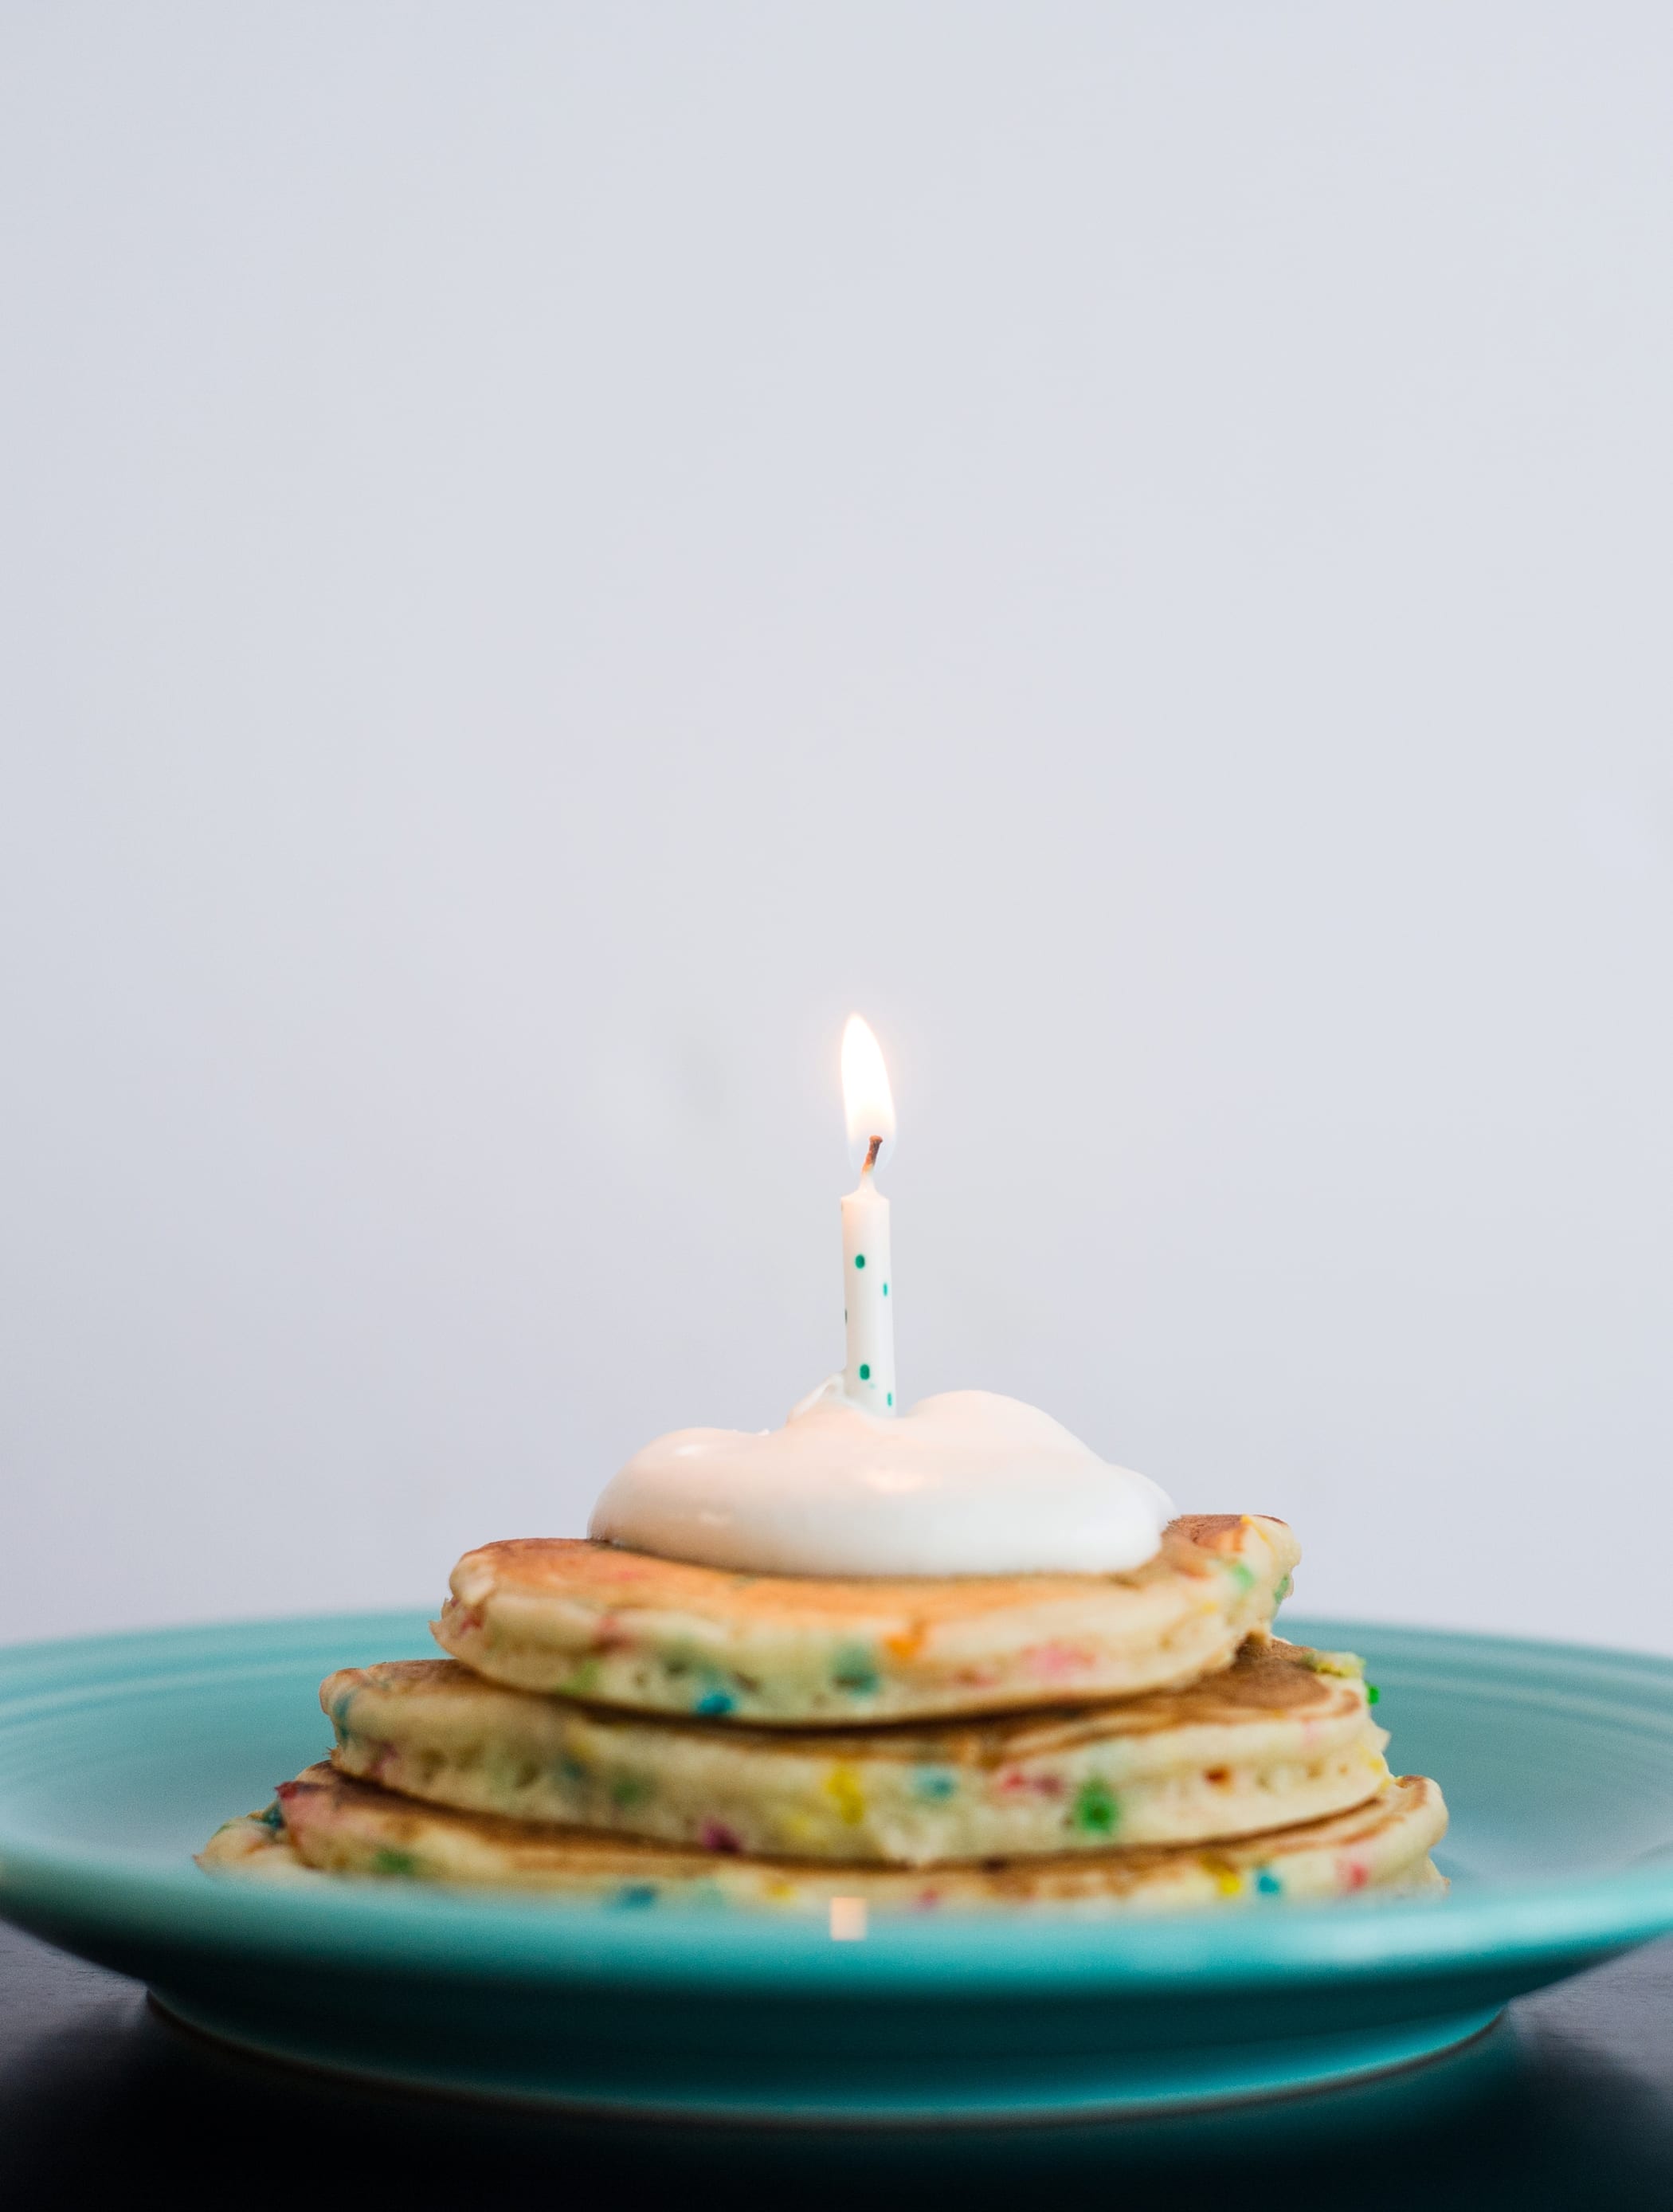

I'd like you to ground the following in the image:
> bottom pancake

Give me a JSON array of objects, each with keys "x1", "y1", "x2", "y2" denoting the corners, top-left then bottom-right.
[{"x1": 200, "y1": 1765, "x2": 1448, "y2": 1916}]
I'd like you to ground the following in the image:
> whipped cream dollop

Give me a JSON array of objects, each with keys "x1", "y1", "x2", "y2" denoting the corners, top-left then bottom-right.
[{"x1": 590, "y1": 1379, "x2": 1173, "y2": 1577}]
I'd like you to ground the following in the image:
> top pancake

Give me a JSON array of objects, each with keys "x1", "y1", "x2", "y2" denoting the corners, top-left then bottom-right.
[{"x1": 433, "y1": 1512, "x2": 1300, "y2": 1724}]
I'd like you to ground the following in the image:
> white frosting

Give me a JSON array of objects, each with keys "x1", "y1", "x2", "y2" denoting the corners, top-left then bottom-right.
[{"x1": 590, "y1": 1379, "x2": 1173, "y2": 1577}]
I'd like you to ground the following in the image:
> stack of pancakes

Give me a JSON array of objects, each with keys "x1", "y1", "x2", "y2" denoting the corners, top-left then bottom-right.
[{"x1": 202, "y1": 1513, "x2": 1448, "y2": 1916}]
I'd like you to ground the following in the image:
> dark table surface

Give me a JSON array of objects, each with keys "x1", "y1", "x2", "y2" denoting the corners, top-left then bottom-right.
[{"x1": 4, "y1": 1918, "x2": 1673, "y2": 2210}]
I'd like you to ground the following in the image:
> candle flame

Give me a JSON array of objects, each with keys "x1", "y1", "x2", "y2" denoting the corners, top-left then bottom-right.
[{"x1": 841, "y1": 1014, "x2": 896, "y2": 1169}]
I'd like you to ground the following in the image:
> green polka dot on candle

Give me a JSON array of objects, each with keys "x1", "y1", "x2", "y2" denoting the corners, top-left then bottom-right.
[
  {"x1": 883, "y1": 1282, "x2": 888, "y2": 1295},
  {"x1": 859, "y1": 1363, "x2": 871, "y2": 1381},
  {"x1": 887, "y1": 1392, "x2": 893, "y2": 1406},
  {"x1": 854, "y1": 1254, "x2": 866, "y2": 1269}
]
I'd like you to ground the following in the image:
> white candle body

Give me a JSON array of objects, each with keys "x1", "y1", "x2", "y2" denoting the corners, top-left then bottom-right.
[{"x1": 840, "y1": 1171, "x2": 895, "y2": 1412}]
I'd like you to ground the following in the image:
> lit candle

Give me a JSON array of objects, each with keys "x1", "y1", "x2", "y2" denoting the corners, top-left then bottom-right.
[{"x1": 840, "y1": 1015, "x2": 895, "y2": 1413}]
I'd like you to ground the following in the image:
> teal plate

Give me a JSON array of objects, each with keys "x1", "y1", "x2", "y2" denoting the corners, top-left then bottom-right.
[{"x1": 2, "y1": 1609, "x2": 1673, "y2": 2127}]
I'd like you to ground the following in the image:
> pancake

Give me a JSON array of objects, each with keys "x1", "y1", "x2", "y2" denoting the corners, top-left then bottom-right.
[
  {"x1": 433, "y1": 1513, "x2": 1300, "y2": 1724},
  {"x1": 202, "y1": 1765, "x2": 1447, "y2": 1914},
  {"x1": 322, "y1": 1636, "x2": 1387, "y2": 1866},
  {"x1": 198, "y1": 1803, "x2": 323, "y2": 1881}
]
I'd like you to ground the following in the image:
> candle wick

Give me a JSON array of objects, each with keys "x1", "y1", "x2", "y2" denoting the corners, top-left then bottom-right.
[{"x1": 864, "y1": 1135, "x2": 884, "y2": 1175}]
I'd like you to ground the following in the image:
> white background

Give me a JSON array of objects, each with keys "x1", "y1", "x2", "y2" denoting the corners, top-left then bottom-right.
[{"x1": 2, "y1": 5, "x2": 1670, "y2": 1651}]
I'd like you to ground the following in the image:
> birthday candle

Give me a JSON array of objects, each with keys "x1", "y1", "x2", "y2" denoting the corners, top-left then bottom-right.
[{"x1": 840, "y1": 1015, "x2": 896, "y2": 1414}]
